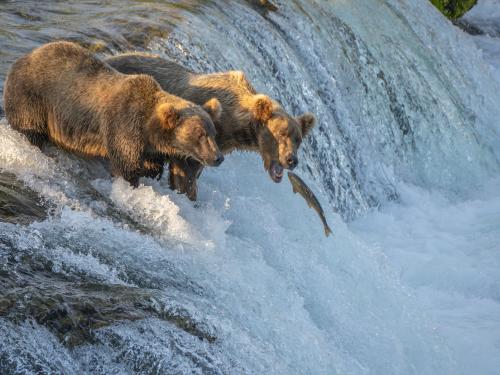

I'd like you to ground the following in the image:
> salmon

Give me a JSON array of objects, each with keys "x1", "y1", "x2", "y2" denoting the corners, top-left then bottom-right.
[{"x1": 288, "y1": 172, "x2": 332, "y2": 237}]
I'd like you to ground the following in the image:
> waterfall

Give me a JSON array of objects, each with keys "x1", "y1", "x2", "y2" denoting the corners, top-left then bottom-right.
[{"x1": 1, "y1": 0, "x2": 499, "y2": 374}]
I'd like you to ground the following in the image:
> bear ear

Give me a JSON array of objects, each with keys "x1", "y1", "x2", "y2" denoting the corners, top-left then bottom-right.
[
  {"x1": 297, "y1": 113, "x2": 316, "y2": 137},
  {"x1": 202, "y1": 98, "x2": 222, "y2": 122},
  {"x1": 157, "y1": 103, "x2": 179, "y2": 129},
  {"x1": 252, "y1": 95, "x2": 273, "y2": 123}
]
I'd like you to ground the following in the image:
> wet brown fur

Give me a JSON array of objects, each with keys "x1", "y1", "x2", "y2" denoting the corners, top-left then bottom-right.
[
  {"x1": 4, "y1": 42, "x2": 223, "y2": 187},
  {"x1": 106, "y1": 53, "x2": 316, "y2": 199}
]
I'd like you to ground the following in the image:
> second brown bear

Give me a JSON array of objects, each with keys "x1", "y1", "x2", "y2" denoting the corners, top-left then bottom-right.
[{"x1": 106, "y1": 53, "x2": 315, "y2": 200}]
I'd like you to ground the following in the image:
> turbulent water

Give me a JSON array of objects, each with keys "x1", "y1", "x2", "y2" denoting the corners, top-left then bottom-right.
[{"x1": 1, "y1": 0, "x2": 499, "y2": 374}]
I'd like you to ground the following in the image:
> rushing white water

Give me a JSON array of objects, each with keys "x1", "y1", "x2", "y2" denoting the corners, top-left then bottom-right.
[
  {"x1": 1, "y1": 0, "x2": 499, "y2": 374},
  {"x1": 463, "y1": 0, "x2": 500, "y2": 82}
]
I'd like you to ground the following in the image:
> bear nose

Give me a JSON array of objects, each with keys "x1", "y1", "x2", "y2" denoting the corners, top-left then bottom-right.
[
  {"x1": 286, "y1": 155, "x2": 298, "y2": 169},
  {"x1": 213, "y1": 153, "x2": 224, "y2": 167}
]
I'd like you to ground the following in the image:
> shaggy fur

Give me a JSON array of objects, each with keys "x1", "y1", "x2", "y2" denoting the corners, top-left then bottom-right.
[
  {"x1": 106, "y1": 53, "x2": 316, "y2": 199},
  {"x1": 4, "y1": 42, "x2": 223, "y2": 187}
]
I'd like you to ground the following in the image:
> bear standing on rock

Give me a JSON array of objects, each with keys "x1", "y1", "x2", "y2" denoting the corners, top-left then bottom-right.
[
  {"x1": 3, "y1": 42, "x2": 224, "y2": 187},
  {"x1": 106, "y1": 53, "x2": 316, "y2": 200}
]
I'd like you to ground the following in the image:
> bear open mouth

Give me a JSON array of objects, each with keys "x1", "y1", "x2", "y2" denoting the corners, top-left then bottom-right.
[{"x1": 269, "y1": 161, "x2": 284, "y2": 183}]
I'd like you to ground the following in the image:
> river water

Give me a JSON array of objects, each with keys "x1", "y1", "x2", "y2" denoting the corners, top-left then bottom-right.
[{"x1": 0, "y1": 0, "x2": 499, "y2": 374}]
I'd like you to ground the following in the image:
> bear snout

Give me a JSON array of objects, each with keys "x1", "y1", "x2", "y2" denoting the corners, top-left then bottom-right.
[
  {"x1": 285, "y1": 154, "x2": 298, "y2": 170},
  {"x1": 200, "y1": 138, "x2": 224, "y2": 167},
  {"x1": 213, "y1": 153, "x2": 224, "y2": 167}
]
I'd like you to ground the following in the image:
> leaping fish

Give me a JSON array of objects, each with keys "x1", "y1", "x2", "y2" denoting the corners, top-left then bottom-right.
[{"x1": 288, "y1": 171, "x2": 332, "y2": 237}]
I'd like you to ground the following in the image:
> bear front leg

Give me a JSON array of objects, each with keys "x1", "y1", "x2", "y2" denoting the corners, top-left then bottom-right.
[
  {"x1": 107, "y1": 138, "x2": 143, "y2": 188},
  {"x1": 109, "y1": 161, "x2": 141, "y2": 187},
  {"x1": 21, "y1": 130, "x2": 48, "y2": 149},
  {"x1": 142, "y1": 155, "x2": 165, "y2": 181},
  {"x1": 168, "y1": 157, "x2": 203, "y2": 201},
  {"x1": 126, "y1": 174, "x2": 140, "y2": 188}
]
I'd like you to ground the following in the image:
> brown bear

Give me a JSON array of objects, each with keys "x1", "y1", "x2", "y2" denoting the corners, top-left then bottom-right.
[
  {"x1": 3, "y1": 42, "x2": 224, "y2": 187},
  {"x1": 106, "y1": 53, "x2": 316, "y2": 200}
]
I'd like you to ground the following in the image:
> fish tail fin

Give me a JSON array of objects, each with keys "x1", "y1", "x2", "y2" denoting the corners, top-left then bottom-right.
[{"x1": 324, "y1": 225, "x2": 332, "y2": 237}]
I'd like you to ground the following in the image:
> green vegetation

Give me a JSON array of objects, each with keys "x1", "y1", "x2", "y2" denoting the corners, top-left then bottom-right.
[{"x1": 430, "y1": 0, "x2": 478, "y2": 19}]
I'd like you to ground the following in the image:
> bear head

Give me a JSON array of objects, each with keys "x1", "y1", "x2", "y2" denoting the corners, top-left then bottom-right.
[
  {"x1": 152, "y1": 96, "x2": 224, "y2": 167},
  {"x1": 249, "y1": 94, "x2": 316, "y2": 183}
]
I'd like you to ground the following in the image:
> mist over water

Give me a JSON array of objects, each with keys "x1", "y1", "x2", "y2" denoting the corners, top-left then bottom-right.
[{"x1": 1, "y1": 0, "x2": 499, "y2": 374}]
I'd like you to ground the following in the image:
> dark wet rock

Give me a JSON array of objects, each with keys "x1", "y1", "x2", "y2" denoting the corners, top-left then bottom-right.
[
  {"x1": 111, "y1": 20, "x2": 172, "y2": 49},
  {"x1": 246, "y1": 0, "x2": 278, "y2": 12},
  {"x1": 0, "y1": 260, "x2": 216, "y2": 347},
  {"x1": 456, "y1": 17, "x2": 500, "y2": 38},
  {"x1": 1, "y1": 282, "x2": 215, "y2": 347},
  {"x1": 12, "y1": 10, "x2": 43, "y2": 22},
  {"x1": 453, "y1": 18, "x2": 484, "y2": 35},
  {"x1": 0, "y1": 229, "x2": 216, "y2": 348},
  {"x1": 0, "y1": 172, "x2": 49, "y2": 225}
]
